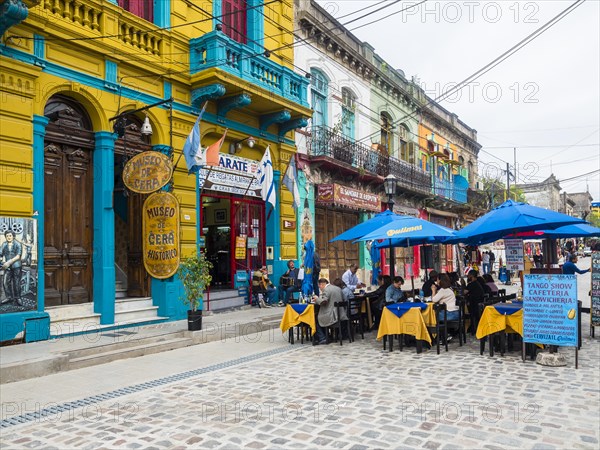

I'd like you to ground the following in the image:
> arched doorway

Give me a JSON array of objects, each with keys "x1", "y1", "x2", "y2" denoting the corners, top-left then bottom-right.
[
  {"x1": 43, "y1": 95, "x2": 94, "y2": 305},
  {"x1": 113, "y1": 118, "x2": 151, "y2": 297}
]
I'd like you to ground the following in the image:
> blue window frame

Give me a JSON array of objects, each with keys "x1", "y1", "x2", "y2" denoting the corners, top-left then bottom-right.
[
  {"x1": 341, "y1": 88, "x2": 356, "y2": 140},
  {"x1": 310, "y1": 69, "x2": 328, "y2": 128}
]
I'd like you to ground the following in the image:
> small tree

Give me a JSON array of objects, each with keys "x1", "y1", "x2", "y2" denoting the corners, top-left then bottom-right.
[{"x1": 177, "y1": 251, "x2": 213, "y2": 312}]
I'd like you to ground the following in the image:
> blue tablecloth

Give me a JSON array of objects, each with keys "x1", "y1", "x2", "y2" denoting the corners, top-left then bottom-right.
[
  {"x1": 493, "y1": 303, "x2": 522, "y2": 315},
  {"x1": 386, "y1": 302, "x2": 428, "y2": 318},
  {"x1": 290, "y1": 303, "x2": 311, "y2": 314}
]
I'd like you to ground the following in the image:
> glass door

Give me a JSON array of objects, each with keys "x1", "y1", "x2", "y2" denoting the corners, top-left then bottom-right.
[{"x1": 231, "y1": 198, "x2": 265, "y2": 286}]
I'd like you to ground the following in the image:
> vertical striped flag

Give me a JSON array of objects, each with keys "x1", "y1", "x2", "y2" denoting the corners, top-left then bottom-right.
[
  {"x1": 257, "y1": 146, "x2": 276, "y2": 209},
  {"x1": 182, "y1": 102, "x2": 207, "y2": 174},
  {"x1": 282, "y1": 155, "x2": 300, "y2": 209}
]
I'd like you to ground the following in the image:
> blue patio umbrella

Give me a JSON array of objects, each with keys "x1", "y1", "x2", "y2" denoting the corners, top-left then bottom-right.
[
  {"x1": 301, "y1": 239, "x2": 315, "y2": 296},
  {"x1": 356, "y1": 220, "x2": 457, "y2": 246},
  {"x1": 506, "y1": 223, "x2": 600, "y2": 239},
  {"x1": 450, "y1": 200, "x2": 586, "y2": 245},
  {"x1": 369, "y1": 243, "x2": 381, "y2": 285},
  {"x1": 355, "y1": 218, "x2": 457, "y2": 291},
  {"x1": 330, "y1": 209, "x2": 410, "y2": 242}
]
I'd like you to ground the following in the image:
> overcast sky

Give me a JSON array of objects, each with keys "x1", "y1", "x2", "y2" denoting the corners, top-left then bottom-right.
[{"x1": 314, "y1": 0, "x2": 600, "y2": 202}]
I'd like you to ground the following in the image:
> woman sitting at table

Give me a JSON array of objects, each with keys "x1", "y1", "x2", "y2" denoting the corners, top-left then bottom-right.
[
  {"x1": 366, "y1": 275, "x2": 391, "y2": 330},
  {"x1": 431, "y1": 276, "x2": 459, "y2": 322},
  {"x1": 482, "y1": 274, "x2": 499, "y2": 295},
  {"x1": 385, "y1": 276, "x2": 405, "y2": 304}
]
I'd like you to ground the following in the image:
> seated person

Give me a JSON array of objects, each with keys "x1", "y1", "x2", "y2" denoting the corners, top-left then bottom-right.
[
  {"x1": 385, "y1": 276, "x2": 405, "y2": 304},
  {"x1": 366, "y1": 275, "x2": 392, "y2": 330},
  {"x1": 278, "y1": 260, "x2": 301, "y2": 306},
  {"x1": 342, "y1": 263, "x2": 366, "y2": 292},
  {"x1": 477, "y1": 276, "x2": 492, "y2": 296},
  {"x1": 431, "y1": 276, "x2": 459, "y2": 322},
  {"x1": 312, "y1": 278, "x2": 349, "y2": 345},
  {"x1": 463, "y1": 269, "x2": 485, "y2": 334},
  {"x1": 421, "y1": 270, "x2": 439, "y2": 298},
  {"x1": 446, "y1": 272, "x2": 461, "y2": 289},
  {"x1": 482, "y1": 273, "x2": 499, "y2": 294},
  {"x1": 252, "y1": 265, "x2": 277, "y2": 306}
]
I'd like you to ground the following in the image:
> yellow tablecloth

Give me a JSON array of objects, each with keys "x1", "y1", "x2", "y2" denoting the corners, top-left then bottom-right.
[
  {"x1": 279, "y1": 304, "x2": 316, "y2": 336},
  {"x1": 376, "y1": 306, "x2": 432, "y2": 345},
  {"x1": 476, "y1": 306, "x2": 523, "y2": 340}
]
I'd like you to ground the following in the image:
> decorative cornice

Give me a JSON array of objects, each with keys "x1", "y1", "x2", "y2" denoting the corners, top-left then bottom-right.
[
  {"x1": 216, "y1": 93, "x2": 251, "y2": 123},
  {"x1": 259, "y1": 110, "x2": 291, "y2": 134},
  {"x1": 0, "y1": 0, "x2": 30, "y2": 38},
  {"x1": 190, "y1": 83, "x2": 226, "y2": 108}
]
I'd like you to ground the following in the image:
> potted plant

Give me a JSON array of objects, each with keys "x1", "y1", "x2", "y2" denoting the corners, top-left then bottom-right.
[{"x1": 177, "y1": 251, "x2": 213, "y2": 331}]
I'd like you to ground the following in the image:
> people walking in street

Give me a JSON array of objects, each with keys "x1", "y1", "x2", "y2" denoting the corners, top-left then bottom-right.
[
  {"x1": 488, "y1": 250, "x2": 496, "y2": 274},
  {"x1": 482, "y1": 251, "x2": 490, "y2": 275},
  {"x1": 562, "y1": 255, "x2": 590, "y2": 275}
]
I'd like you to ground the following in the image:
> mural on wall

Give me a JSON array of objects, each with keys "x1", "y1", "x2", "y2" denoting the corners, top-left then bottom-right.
[{"x1": 0, "y1": 217, "x2": 38, "y2": 314}]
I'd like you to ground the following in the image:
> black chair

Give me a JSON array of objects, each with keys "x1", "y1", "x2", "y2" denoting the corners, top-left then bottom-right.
[
  {"x1": 325, "y1": 301, "x2": 351, "y2": 346},
  {"x1": 497, "y1": 288, "x2": 507, "y2": 297},
  {"x1": 427, "y1": 303, "x2": 443, "y2": 354},
  {"x1": 437, "y1": 300, "x2": 466, "y2": 349},
  {"x1": 347, "y1": 297, "x2": 365, "y2": 341}
]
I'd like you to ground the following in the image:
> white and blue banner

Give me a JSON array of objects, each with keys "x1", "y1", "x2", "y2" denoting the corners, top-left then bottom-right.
[{"x1": 523, "y1": 274, "x2": 578, "y2": 347}]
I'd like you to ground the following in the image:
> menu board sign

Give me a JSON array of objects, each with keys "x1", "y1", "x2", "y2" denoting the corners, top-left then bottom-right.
[
  {"x1": 504, "y1": 238, "x2": 524, "y2": 272},
  {"x1": 523, "y1": 274, "x2": 578, "y2": 347},
  {"x1": 591, "y1": 251, "x2": 600, "y2": 327}
]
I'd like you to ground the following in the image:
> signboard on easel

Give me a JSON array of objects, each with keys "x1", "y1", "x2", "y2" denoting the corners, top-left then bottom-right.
[
  {"x1": 505, "y1": 238, "x2": 524, "y2": 272},
  {"x1": 591, "y1": 251, "x2": 600, "y2": 328}
]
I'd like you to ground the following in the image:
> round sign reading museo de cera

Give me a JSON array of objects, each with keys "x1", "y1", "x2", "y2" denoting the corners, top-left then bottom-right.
[
  {"x1": 123, "y1": 151, "x2": 173, "y2": 193},
  {"x1": 143, "y1": 192, "x2": 180, "y2": 279}
]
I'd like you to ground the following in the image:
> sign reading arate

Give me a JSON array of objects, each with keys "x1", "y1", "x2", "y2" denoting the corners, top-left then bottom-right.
[
  {"x1": 143, "y1": 192, "x2": 180, "y2": 279},
  {"x1": 123, "y1": 151, "x2": 173, "y2": 194}
]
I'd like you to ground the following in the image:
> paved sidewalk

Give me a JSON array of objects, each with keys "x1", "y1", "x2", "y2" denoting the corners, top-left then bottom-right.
[{"x1": 0, "y1": 313, "x2": 598, "y2": 449}]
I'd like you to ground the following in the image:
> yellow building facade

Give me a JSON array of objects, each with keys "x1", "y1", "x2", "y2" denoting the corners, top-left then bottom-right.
[{"x1": 0, "y1": 0, "x2": 310, "y2": 340}]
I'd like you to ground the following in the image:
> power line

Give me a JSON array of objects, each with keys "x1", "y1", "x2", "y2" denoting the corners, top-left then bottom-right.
[
  {"x1": 484, "y1": 143, "x2": 599, "y2": 149},
  {"x1": 347, "y1": 0, "x2": 586, "y2": 148}
]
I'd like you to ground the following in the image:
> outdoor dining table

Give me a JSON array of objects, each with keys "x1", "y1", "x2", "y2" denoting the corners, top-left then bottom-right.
[
  {"x1": 377, "y1": 302, "x2": 436, "y2": 353},
  {"x1": 476, "y1": 302, "x2": 524, "y2": 356},
  {"x1": 279, "y1": 303, "x2": 316, "y2": 344}
]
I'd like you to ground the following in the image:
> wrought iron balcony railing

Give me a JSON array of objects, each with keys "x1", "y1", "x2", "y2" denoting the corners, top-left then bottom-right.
[
  {"x1": 307, "y1": 126, "x2": 432, "y2": 196},
  {"x1": 433, "y1": 175, "x2": 468, "y2": 203}
]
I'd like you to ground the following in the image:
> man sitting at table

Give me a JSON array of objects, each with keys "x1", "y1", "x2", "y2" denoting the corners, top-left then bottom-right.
[
  {"x1": 278, "y1": 260, "x2": 301, "y2": 306},
  {"x1": 312, "y1": 278, "x2": 348, "y2": 345},
  {"x1": 385, "y1": 276, "x2": 405, "y2": 304},
  {"x1": 342, "y1": 263, "x2": 366, "y2": 292},
  {"x1": 462, "y1": 269, "x2": 485, "y2": 334}
]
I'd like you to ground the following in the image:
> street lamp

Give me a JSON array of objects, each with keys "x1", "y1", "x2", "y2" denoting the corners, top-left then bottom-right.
[
  {"x1": 229, "y1": 136, "x2": 256, "y2": 154},
  {"x1": 384, "y1": 174, "x2": 397, "y2": 211},
  {"x1": 383, "y1": 174, "x2": 398, "y2": 277}
]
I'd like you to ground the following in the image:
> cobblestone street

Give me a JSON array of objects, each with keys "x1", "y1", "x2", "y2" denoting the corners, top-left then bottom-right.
[{"x1": 1, "y1": 312, "x2": 599, "y2": 450}]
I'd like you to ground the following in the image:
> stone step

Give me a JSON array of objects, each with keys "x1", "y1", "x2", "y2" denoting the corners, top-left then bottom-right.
[
  {"x1": 114, "y1": 306, "x2": 160, "y2": 323},
  {"x1": 115, "y1": 289, "x2": 128, "y2": 299},
  {"x1": 115, "y1": 297, "x2": 154, "y2": 312},
  {"x1": 68, "y1": 337, "x2": 193, "y2": 370},
  {"x1": 50, "y1": 316, "x2": 168, "y2": 338},
  {"x1": 47, "y1": 303, "x2": 96, "y2": 322},
  {"x1": 66, "y1": 330, "x2": 186, "y2": 360},
  {"x1": 204, "y1": 295, "x2": 246, "y2": 311}
]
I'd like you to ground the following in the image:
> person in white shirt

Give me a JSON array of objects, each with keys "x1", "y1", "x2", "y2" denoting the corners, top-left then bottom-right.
[
  {"x1": 431, "y1": 275, "x2": 459, "y2": 321},
  {"x1": 341, "y1": 263, "x2": 365, "y2": 292},
  {"x1": 482, "y1": 251, "x2": 490, "y2": 275}
]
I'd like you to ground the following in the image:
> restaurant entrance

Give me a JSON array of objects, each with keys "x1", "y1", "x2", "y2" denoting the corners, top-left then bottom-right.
[{"x1": 201, "y1": 193, "x2": 265, "y2": 288}]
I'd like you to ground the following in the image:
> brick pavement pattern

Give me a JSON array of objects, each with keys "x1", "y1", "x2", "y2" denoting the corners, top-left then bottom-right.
[{"x1": 1, "y1": 318, "x2": 599, "y2": 449}]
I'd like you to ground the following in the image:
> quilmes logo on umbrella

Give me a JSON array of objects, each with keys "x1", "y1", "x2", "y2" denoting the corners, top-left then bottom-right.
[{"x1": 386, "y1": 225, "x2": 423, "y2": 237}]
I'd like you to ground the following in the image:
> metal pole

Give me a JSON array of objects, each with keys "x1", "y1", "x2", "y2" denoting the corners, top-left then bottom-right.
[
  {"x1": 388, "y1": 196, "x2": 395, "y2": 278},
  {"x1": 514, "y1": 147, "x2": 517, "y2": 184},
  {"x1": 506, "y1": 162, "x2": 511, "y2": 200}
]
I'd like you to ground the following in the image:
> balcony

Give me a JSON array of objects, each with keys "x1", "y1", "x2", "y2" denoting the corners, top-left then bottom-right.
[
  {"x1": 432, "y1": 175, "x2": 468, "y2": 203},
  {"x1": 307, "y1": 126, "x2": 431, "y2": 196},
  {"x1": 190, "y1": 31, "x2": 309, "y2": 108}
]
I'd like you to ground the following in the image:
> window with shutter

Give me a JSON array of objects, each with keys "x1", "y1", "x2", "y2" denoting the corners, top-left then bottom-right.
[
  {"x1": 118, "y1": 0, "x2": 154, "y2": 22},
  {"x1": 222, "y1": 0, "x2": 248, "y2": 44}
]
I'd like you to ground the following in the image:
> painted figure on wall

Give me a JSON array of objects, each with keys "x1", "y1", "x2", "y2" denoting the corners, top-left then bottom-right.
[{"x1": 0, "y1": 218, "x2": 37, "y2": 313}]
